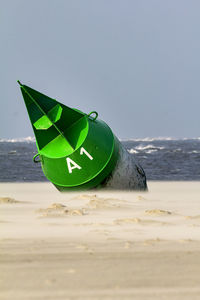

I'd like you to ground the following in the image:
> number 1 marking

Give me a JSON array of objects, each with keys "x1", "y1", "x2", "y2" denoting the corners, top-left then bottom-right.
[{"x1": 80, "y1": 147, "x2": 93, "y2": 160}]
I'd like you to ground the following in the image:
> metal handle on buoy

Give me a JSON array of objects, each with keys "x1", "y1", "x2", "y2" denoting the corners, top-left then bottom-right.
[
  {"x1": 87, "y1": 111, "x2": 98, "y2": 121},
  {"x1": 33, "y1": 153, "x2": 41, "y2": 163}
]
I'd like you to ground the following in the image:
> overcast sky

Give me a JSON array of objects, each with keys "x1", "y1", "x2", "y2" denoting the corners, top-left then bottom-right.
[{"x1": 1, "y1": 0, "x2": 200, "y2": 139}]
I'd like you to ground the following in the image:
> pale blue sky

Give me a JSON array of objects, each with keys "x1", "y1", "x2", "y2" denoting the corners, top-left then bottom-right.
[{"x1": 1, "y1": 0, "x2": 200, "y2": 139}]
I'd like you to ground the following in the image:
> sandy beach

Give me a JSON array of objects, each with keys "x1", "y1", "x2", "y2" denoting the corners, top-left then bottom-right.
[{"x1": 0, "y1": 181, "x2": 200, "y2": 299}]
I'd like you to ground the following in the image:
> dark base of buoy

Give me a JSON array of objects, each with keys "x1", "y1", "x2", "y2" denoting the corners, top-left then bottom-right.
[{"x1": 100, "y1": 142, "x2": 148, "y2": 190}]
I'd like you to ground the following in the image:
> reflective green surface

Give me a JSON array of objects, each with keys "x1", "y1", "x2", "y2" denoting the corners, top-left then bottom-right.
[{"x1": 18, "y1": 81, "x2": 119, "y2": 190}]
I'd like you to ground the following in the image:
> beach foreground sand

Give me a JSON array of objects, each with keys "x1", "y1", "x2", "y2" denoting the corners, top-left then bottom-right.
[{"x1": 0, "y1": 181, "x2": 200, "y2": 299}]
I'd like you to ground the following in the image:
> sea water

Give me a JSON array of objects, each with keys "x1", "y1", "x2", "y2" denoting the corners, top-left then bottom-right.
[{"x1": 0, "y1": 137, "x2": 200, "y2": 182}]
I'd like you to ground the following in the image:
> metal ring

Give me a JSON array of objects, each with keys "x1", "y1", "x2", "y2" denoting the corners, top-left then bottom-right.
[
  {"x1": 33, "y1": 153, "x2": 41, "y2": 163},
  {"x1": 87, "y1": 111, "x2": 98, "y2": 121}
]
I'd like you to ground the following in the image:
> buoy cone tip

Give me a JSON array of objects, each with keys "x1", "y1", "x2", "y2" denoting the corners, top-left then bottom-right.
[{"x1": 17, "y1": 80, "x2": 23, "y2": 87}]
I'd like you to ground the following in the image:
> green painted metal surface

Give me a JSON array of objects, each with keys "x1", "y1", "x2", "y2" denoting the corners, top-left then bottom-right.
[{"x1": 17, "y1": 81, "x2": 119, "y2": 190}]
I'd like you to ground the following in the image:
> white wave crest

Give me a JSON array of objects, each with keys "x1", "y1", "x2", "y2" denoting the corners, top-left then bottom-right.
[
  {"x1": 145, "y1": 149, "x2": 158, "y2": 154},
  {"x1": 0, "y1": 136, "x2": 35, "y2": 143},
  {"x1": 121, "y1": 137, "x2": 200, "y2": 142},
  {"x1": 136, "y1": 144, "x2": 165, "y2": 151},
  {"x1": 128, "y1": 144, "x2": 165, "y2": 154},
  {"x1": 121, "y1": 137, "x2": 176, "y2": 142},
  {"x1": 128, "y1": 149, "x2": 138, "y2": 154},
  {"x1": 189, "y1": 150, "x2": 200, "y2": 154}
]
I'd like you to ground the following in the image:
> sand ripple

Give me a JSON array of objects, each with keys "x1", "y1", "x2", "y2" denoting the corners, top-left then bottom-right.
[
  {"x1": 0, "y1": 197, "x2": 20, "y2": 204},
  {"x1": 72, "y1": 194, "x2": 125, "y2": 209},
  {"x1": 145, "y1": 209, "x2": 172, "y2": 216},
  {"x1": 36, "y1": 203, "x2": 87, "y2": 218},
  {"x1": 113, "y1": 217, "x2": 168, "y2": 226}
]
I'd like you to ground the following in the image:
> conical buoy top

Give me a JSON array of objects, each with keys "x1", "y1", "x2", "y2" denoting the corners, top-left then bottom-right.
[{"x1": 18, "y1": 82, "x2": 90, "y2": 157}]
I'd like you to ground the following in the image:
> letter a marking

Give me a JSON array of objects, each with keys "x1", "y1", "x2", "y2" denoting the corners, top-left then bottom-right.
[
  {"x1": 66, "y1": 157, "x2": 81, "y2": 174},
  {"x1": 80, "y1": 147, "x2": 93, "y2": 160}
]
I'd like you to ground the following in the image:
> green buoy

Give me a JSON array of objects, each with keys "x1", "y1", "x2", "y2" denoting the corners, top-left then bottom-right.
[
  {"x1": 18, "y1": 81, "x2": 120, "y2": 191},
  {"x1": 18, "y1": 81, "x2": 147, "y2": 191}
]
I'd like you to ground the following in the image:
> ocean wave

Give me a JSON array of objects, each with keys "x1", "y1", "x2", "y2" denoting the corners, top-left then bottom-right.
[
  {"x1": 128, "y1": 144, "x2": 165, "y2": 154},
  {"x1": 128, "y1": 149, "x2": 138, "y2": 154},
  {"x1": 145, "y1": 149, "x2": 159, "y2": 154},
  {"x1": 1, "y1": 136, "x2": 200, "y2": 144},
  {"x1": 121, "y1": 137, "x2": 200, "y2": 142},
  {"x1": 188, "y1": 150, "x2": 200, "y2": 154},
  {"x1": 0, "y1": 136, "x2": 35, "y2": 143},
  {"x1": 135, "y1": 144, "x2": 165, "y2": 151}
]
